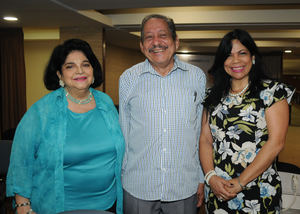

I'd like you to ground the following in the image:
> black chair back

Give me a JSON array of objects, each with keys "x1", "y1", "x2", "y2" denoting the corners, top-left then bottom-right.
[{"x1": 0, "y1": 140, "x2": 13, "y2": 175}]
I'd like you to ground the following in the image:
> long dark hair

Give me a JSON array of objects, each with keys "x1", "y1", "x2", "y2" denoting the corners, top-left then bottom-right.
[
  {"x1": 44, "y1": 38, "x2": 103, "y2": 90},
  {"x1": 204, "y1": 29, "x2": 267, "y2": 112}
]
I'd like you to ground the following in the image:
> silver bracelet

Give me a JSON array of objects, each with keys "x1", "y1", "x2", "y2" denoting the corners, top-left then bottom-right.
[
  {"x1": 238, "y1": 177, "x2": 247, "y2": 190},
  {"x1": 15, "y1": 201, "x2": 31, "y2": 207}
]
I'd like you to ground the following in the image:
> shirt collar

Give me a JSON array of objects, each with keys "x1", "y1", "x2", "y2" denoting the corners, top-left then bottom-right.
[{"x1": 139, "y1": 55, "x2": 188, "y2": 76}]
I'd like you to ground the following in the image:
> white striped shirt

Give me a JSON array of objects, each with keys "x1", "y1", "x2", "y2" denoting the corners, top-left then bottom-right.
[{"x1": 119, "y1": 56, "x2": 206, "y2": 201}]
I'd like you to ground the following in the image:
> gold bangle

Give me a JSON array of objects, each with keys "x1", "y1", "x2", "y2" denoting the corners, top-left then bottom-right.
[{"x1": 15, "y1": 201, "x2": 31, "y2": 208}]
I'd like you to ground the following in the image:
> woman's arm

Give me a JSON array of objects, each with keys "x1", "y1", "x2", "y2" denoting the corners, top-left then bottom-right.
[
  {"x1": 199, "y1": 109, "x2": 236, "y2": 201},
  {"x1": 199, "y1": 109, "x2": 214, "y2": 174},
  {"x1": 229, "y1": 99, "x2": 289, "y2": 192}
]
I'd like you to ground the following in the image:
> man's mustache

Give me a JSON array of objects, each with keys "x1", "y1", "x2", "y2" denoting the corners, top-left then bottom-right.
[{"x1": 149, "y1": 45, "x2": 168, "y2": 53}]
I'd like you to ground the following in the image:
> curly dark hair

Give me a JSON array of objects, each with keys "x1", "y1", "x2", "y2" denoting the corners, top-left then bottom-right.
[
  {"x1": 204, "y1": 29, "x2": 267, "y2": 112},
  {"x1": 44, "y1": 38, "x2": 103, "y2": 90}
]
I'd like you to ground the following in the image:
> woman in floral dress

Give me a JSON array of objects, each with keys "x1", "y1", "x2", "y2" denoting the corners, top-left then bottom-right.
[{"x1": 199, "y1": 29, "x2": 295, "y2": 214}]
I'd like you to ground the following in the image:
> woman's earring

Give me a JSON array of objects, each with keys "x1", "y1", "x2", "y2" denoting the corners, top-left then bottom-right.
[
  {"x1": 92, "y1": 78, "x2": 95, "y2": 84},
  {"x1": 252, "y1": 59, "x2": 255, "y2": 65},
  {"x1": 59, "y1": 79, "x2": 65, "y2": 87}
]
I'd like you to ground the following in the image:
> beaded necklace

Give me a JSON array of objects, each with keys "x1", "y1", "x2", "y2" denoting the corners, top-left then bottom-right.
[
  {"x1": 65, "y1": 88, "x2": 93, "y2": 104},
  {"x1": 229, "y1": 82, "x2": 249, "y2": 97}
]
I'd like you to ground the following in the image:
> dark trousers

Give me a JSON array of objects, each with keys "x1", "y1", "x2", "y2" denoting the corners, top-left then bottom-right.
[{"x1": 123, "y1": 189, "x2": 198, "y2": 214}]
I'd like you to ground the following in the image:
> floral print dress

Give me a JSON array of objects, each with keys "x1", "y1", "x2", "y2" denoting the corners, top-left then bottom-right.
[{"x1": 205, "y1": 80, "x2": 295, "y2": 214}]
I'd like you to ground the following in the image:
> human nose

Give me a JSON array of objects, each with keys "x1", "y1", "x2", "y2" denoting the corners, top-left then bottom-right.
[
  {"x1": 76, "y1": 66, "x2": 84, "y2": 74},
  {"x1": 231, "y1": 54, "x2": 240, "y2": 63},
  {"x1": 152, "y1": 35, "x2": 160, "y2": 45}
]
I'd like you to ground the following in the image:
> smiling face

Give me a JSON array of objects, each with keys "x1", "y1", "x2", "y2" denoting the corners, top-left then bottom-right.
[
  {"x1": 140, "y1": 18, "x2": 179, "y2": 74},
  {"x1": 57, "y1": 50, "x2": 94, "y2": 93},
  {"x1": 224, "y1": 39, "x2": 254, "y2": 85}
]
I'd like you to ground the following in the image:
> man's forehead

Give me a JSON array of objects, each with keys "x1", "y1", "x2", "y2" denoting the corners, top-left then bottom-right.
[{"x1": 144, "y1": 29, "x2": 169, "y2": 34}]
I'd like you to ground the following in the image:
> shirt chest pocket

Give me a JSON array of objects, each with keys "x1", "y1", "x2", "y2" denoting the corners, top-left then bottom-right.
[{"x1": 165, "y1": 89, "x2": 198, "y2": 123}]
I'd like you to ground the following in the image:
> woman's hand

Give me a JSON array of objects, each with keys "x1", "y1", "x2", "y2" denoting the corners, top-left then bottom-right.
[
  {"x1": 209, "y1": 175, "x2": 237, "y2": 201},
  {"x1": 16, "y1": 206, "x2": 37, "y2": 214},
  {"x1": 15, "y1": 195, "x2": 37, "y2": 214},
  {"x1": 227, "y1": 177, "x2": 243, "y2": 194}
]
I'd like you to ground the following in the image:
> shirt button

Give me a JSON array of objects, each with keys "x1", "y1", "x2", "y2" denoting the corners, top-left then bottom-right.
[
  {"x1": 163, "y1": 148, "x2": 167, "y2": 152},
  {"x1": 163, "y1": 128, "x2": 167, "y2": 132},
  {"x1": 162, "y1": 168, "x2": 166, "y2": 172}
]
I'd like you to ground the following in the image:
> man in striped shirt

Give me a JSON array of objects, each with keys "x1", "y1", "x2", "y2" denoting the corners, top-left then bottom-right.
[{"x1": 119, "y1": 14, "x2": 206, "y2": 214}]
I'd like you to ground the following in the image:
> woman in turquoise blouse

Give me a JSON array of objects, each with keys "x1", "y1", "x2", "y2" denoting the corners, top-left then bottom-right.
[{"x1": 6, "y1": 39, "x2": 125, "y2": 214}]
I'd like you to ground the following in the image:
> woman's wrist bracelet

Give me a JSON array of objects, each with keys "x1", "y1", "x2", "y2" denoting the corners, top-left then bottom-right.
[
  {"x1": 205, "y1": 170, "x2": 217, "y2": 185},
  {"x1": 15, "y1": 201, "x2": 31, "y2": 208},
  {"x1": 204, "y1": 170, "x2": 215, "y2": 180},
  {"x1": 238, "y1": 177, "x2": 246, "y2": 190}
]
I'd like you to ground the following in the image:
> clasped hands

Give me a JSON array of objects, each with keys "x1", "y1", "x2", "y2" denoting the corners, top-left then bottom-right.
[{"x1": 209, "y1": 176, "x2": 243, "y2": 202}]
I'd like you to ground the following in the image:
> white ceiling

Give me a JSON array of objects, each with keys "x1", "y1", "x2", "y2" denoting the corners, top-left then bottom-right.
[{"x1": 1, "y1": 0, "x2": 300, "y2": 60}]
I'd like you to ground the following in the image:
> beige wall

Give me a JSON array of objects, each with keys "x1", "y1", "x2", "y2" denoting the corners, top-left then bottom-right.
[
  {"x1": 24, "y1": 40, "x2": 59, "y2": 109},
  {"x1": 105, "y1": 44, "x2": 145, "y2": 104},
  {"x1": 278, "y1": 126, "x2": 300, "y2": 167}
]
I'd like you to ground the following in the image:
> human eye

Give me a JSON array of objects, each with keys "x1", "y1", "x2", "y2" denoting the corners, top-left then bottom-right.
[
  {"x1": 144, "y1": 34, "x2": 153, "y2": 41},
  {"x1": 64, "y1": 64, "x2": 73, "y2": 69},
  {"x1": 159, "y1": 33, "x2": 167, "y2": 38},
  {"x1": 83, "y1": 62, "x2": 91, "y2": 67},
  {"x1": 239, "y1": 50, "x2": 249, "y2": 55}
]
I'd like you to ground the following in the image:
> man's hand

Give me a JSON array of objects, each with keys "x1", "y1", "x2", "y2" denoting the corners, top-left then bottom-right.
[{"x1": 196, "y1": 183, "x2": 205, "y2": 207}]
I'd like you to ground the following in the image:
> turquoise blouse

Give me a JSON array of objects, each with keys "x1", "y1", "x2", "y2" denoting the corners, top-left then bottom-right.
[
  {"x1": 6, "y1": 88, "x2": 125, "y2": 214},
  {"x1": 64, "y1": 108, "x2": 117, "y2": 211}
]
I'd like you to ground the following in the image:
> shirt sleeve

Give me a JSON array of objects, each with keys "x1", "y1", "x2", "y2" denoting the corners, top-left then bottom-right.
[
  {"x1": 260, "y1": 81, "x2": 295, "y2": 108},
  {"x1": 6, "y1": 105, "x2": 41, "y2": 199},
  {"x1": 119, "y1": 70, "x2": 133, "y2": 169},
  {"x1": 196, "y1": 70, "x2": 207, "y2": 183}
]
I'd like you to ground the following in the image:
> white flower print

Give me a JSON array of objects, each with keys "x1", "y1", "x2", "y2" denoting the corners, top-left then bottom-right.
[
  {"x1": 276, "y1": 82, "x2": 284, "y2": 90},
  {"x1": 242, "y1": 200, "x2": 260, "y2": 214},
  {"x1": 213, "y1": 141, "x2": 218, "y2": 152},
  {"x1": 212, "y1": 104, "x2": 229, "y2": 120},
  {"x1": 213, "y1": 209, "x2": 228, "y2": 214},
  {"x1": 260, "y1": 84, "x2": 276, "y2": 106},
  {"x1": 262, "y1": 166, "x2": 276, "y2": 183},
  {"x1": 260, "y1": 182, "x2": 276, "y2": 197},
  {"x1": 223, "y1": 96, "x2": 233, "y2": 105},
  {"x1": 210, "y1": 124, "x2": 225, "y2": 141},
  {"x1": 226, "y1": 125, "x2": 242, "y2": 140},
  {"x1": 218, "y1": 140, "x2": 233, "y2": 160},
  {"x1": 228, "y1": 192, "x2": 245, "y2": 210},
  {"x1": 238, "y1": 105, "x2": 257, "y2": 122},
  {"x1": 231, "y1": 141, "x2": 256, "y2": 167},
  {"x1": 215, "y1": 166, "x2": 231, "y2": 180},
  {"x1": 256, "y1": 109, "x2": 266, "y2": 129},
  {"x1": 254, "y1": 130, "x2": 263, "y2": 145},
  {"x1": 246, "y1": 179, "x2": 257, "y2": 189}
]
